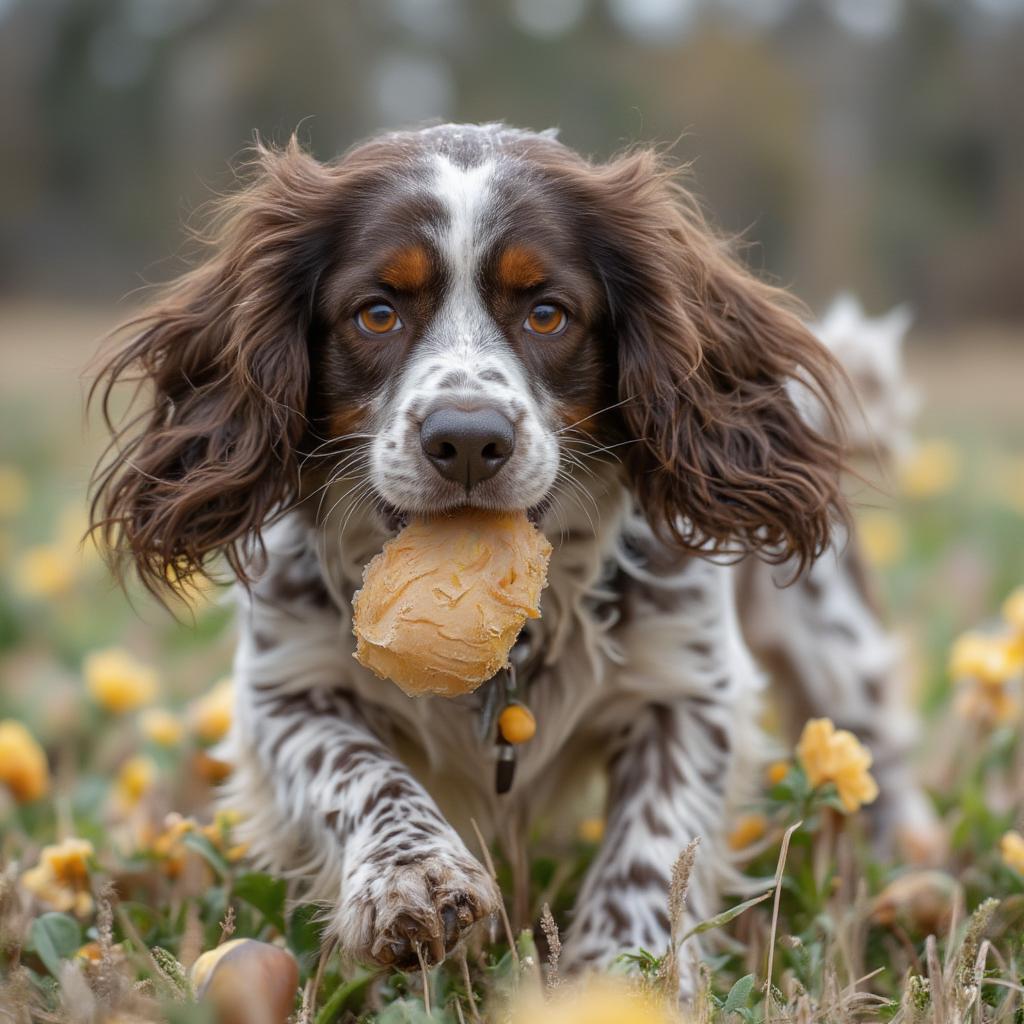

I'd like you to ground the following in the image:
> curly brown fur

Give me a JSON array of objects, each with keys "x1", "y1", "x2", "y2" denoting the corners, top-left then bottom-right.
[{"x1": 531, "y1": 145, "x2": 849, "y2": 573}]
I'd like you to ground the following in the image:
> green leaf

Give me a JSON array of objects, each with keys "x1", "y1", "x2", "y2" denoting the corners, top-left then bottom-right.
[
  {"x1": 233, "y1": 872, "x2": 287, "y2": 932},
  {"x1": 723, "y1": 973, "x2": 756, "y2": 1013},
  {"x1": 287, "y1": 902, "x2": 326, "y2": 975},
  {"x1": 161, "y1": 1000, "x2": 217, "y2": 1024},
  {"x1": 375, "y1": 997, "x2": 455, "y2": 1023},
  {"x1": 181, "y1": 832, "x2": 230, "y2": 879},
  {"x1": 682, "y1": 890, "x2": 773, "y2": 941},
  {"x1": 314, "y1": 973, "x2": 373, "y2": 1024},
  {"x1": 27, "y1": 913, "x2": 82, "y2": 978},
  {"x1": 515, "y1": 928, "x2": 538, "y2": 963}
]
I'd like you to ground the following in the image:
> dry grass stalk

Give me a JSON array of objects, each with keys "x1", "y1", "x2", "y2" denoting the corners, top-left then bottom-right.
[
  {"x1": 458, "y1": 948, "x2": 482, "y2": 1024},
  {"x1": 764, "y1": 819, "x2": 802, "y2": 1022},
  {"x1": 94, "y1": 881, "x2": 118, "y2": 1001},
  {"x1": 307, "y1": 935, "x2": 337, "y2": 1021},
  {"x1": 470, "y1": 817, "x2": 518, "y2": 967},
  {"x1": 657, "y1": 836, "x2": 700, "y2": 1000},
  {"x1": 540, "y1": 902, "x2": 561, "y2": 991},
  {"x1": 218, "y1": 903, "x2": 236, "y2": 944},
  {"x1": 415, "y1": 941, "x2": 432, "y2": 1016}
]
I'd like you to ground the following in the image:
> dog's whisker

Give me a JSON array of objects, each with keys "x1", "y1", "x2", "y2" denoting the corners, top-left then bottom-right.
[
  {"x1": 548, "y1": 476, "x2": 599, "y2": 537},
  {"x1": 558, "y1": 449, "x2": 602, "y2": 481},
  {"x1": 320, "y1": 474, "x2": 372, "y2": 533},
  {"x1": 338, "y1": 482, "x2": 378, "y2": 541},
  {"x1": 559, "y1": 472, "x2": 602, "y2": 526},
  {"x1": 299, "y1": 430, "x2": 377, "y2": 460},
  {"x1": 312, "y1": 450, "x2": 373, "y2": 521},
  {"x1": 555, "y1": 396, "x2": 636, "y2": 435}
]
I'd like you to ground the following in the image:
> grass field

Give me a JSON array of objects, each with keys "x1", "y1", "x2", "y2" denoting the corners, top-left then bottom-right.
[{"x1": 2, "y1": 303, "x2": 1024, "y2": 1023}]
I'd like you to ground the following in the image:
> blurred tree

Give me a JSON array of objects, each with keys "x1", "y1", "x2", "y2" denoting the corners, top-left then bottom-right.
[{"x1": 0, "y1": 0, "x2": 1021, "y2": 327}]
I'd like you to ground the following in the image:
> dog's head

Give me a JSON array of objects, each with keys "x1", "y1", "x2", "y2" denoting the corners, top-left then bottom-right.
[{"x1": 92, "y1": 123, "x2": 846, "y2": 593}]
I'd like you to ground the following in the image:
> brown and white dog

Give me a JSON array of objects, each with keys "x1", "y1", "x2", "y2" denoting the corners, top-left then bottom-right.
[{"x1": 91, "y1": 123, "x2": 929, "y2": 992}]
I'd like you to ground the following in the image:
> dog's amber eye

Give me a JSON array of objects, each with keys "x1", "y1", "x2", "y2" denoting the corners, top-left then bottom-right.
[
  {"x1": 524, "y1": 303, "x2": 568, "y2": 336},
  {"x1": 356, "y1": 302, "x2": 402, "y2": 335}
]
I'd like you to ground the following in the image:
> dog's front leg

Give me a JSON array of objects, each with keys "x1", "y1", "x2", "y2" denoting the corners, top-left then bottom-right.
[
  {"x1": 236, "y1": 683, "x2": 498, "y2": 968},
  {"x1": 560, "y1": 698, "x2": 736, "y2": 996}
]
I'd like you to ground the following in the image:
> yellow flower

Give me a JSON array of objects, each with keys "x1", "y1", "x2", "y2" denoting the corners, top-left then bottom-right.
[
  {"x1": 956, "y1": 681, "x2": 1018, "y2": 726},
  {"x1": 728, "y1": 813, "x2": 768, "y2": 851},
  {"x1": 113, "y1": 756, "x2": 157, "y2": 809},
  {"x1": 949, "y1": 631, "x2": 1023, "y2": 685},
  {"x1": 898, "y1": 440, "x2": 961, "y2": 499},
  {"x1": 193, "y1": 749, "x2": 232, "y2": 783},
  {"x1": 1001, "y1": 831, "x2": 1024, "y2": 874},
  {"x1": 12, "y1": 544, "x2": 75, "y2": 599},
  {"x1": 139, "y1": 708, "x2": 184, "y2": 748},
  {"x1": 512, "y1": 978, "x2": 681, "y2": 1024},
  {"x1": 21, "y1": 838, "x2": 94, "y2": 917},
  {"x1": 150, "y1": 811, "x2": 246, "y2": 876},
  {"x1": 202, "y1": 809, "x2": 249, "y2": 863},
  {"x1": 796, "y1": 718, "x2": 879, "y2": 813},
  {"x1": 190, "y1": 677, "x2": 234, "y2": 744},
  {"x1": 1004, "y1": 587, "x2": 1024, "y2": 634},
  {"x1": 857, "y1": 511, "x2": 906, "y2": 568},
  {"x1": 0, "y1": 719, "x2": 50, "y2": 803},
  {"x1": 165, "y1": 560, "x2": 220, "y2": 608},
  {"x1": 0, "y1": 465, "x2": 28, "y2": 518},
  {"x1": 84, "y1": 648, "x2": 158, "y2": 714},
  {"x1": 150, "y1": 813, "x2": 198, "y2": 877},
  {"x1": 578, "y1": 817, "x2": 606, "y2": 844},
  {"x1": 766, "y1": 760, "x2": 791, "y2": 786}
]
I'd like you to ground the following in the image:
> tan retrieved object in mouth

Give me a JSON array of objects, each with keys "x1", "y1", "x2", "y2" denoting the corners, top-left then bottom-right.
[{"x1": 352, "y1": 509, "x2": 552, "y2": 697}]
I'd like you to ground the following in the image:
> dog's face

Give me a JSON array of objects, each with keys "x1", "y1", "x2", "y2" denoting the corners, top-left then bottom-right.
[
  {"x1": 310, "y1": 128, "x2": 611, "y2": 522},
  {"x1": 92, "y1": 124, "x2": 847, "y2": 593}
]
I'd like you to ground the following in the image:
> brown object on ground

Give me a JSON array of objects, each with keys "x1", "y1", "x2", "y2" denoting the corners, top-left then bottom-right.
[
  {"x1": 190, "y1": 938, "x2": 299, "y2": 1024},
  {"x1": 352, "y1": 509, "x2": 552, "y2": 697}
]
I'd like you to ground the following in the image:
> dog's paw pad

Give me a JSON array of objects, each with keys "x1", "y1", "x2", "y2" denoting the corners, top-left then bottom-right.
[{"x1": 338, "y1": 855, "x2": 497, "y2": 969}]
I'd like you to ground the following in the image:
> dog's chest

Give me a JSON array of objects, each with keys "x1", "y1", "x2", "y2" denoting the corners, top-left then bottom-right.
[{"x1": 339, "y1": 524, "x2": 628, "y2": 793}]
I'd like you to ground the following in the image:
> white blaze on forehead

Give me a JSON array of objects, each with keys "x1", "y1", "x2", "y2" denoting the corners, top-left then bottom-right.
[{"x1": 430, "y1": 153, "x2": 496, "y2": 294}]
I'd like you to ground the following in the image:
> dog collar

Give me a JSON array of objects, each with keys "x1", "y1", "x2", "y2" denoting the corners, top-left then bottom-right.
[{"x1": 477, "y1": 633, "x2": 539, "y2": 795}]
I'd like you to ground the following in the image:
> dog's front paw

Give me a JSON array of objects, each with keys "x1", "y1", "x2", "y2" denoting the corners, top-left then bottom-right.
[{"x1": 337, "y1": 851, "x2": 498, "y2": 969}]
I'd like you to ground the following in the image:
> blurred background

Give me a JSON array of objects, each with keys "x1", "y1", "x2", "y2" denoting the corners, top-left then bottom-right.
[
  {"x1": 3, "y1": 0, "x2": 1024, "y2": 318},
  {"x1": 1, "y1": 0, "x2": 1023, "y2": 811}
]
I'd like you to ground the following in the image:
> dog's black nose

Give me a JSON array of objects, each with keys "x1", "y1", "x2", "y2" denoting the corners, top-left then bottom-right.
[{"x1": 420, "y1": 407, "x2": 515, "y2": 489}]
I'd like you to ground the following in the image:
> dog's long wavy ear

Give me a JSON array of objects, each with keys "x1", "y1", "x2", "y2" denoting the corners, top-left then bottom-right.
[
  {"x1": 582, "y1": 149, "x2": 848, "y2": 573},
  {"x1": 90, "y1": 137, "x2": 339, "y2": 596}
]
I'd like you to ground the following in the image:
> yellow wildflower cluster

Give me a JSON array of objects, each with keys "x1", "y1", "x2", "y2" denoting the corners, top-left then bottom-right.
[
  {"x1": 8, "y1": 496, "x2": 98, "y2": 600},
  {"x1": 112, "y1": 755, "x2": 157, "y2": 812},
  {"x1": 950, "y1": 590, "x2": 1024, "y2": 725},
  {"x1": 22, "y1": 838, "x2": 95, "y2": 917},
  {"x1": 13, "y1": 544, "x2": 76, "y2": 600},
  {"x1": 728, "y1": 812, "x2": 769, "y2": 851},
  {"x1": 139, "y1": 708, "x2": 184, "y2": 748},
  {"x1": 898, "y1": 439, "x2": 961, "y2": 500},
  {"x1": 84, "y1": 648, "x2": 159, "y2": 714},
  {"x1": 189, "y1": 677, "x2": 234, "y2": 745},
  {"x1": 0, "y1": 719, "x2": 50, "y2": 803},
  {"x1": 796, "y1": 718, "x2": 879, "y2": 813},
  {"x1": 513, "y1": 979, "x2": 682, "y2": 1024},
  {"x1": 1000, "y1": 831, "x2": 1024, "y2": 874},
  {"x1": 857, "y1": 511, "x2": 907, "y2": 568},
  {"x1": 165, "y1": 559, "x2": 221, "y2": 610},
  {"x1": 150, "y1": 811, "x2": 248, "y2": 877}
]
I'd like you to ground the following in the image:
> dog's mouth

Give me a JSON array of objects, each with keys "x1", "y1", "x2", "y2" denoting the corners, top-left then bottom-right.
[{"x1": 379, "y1": 498, "x2": 551, "y2": 534}]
